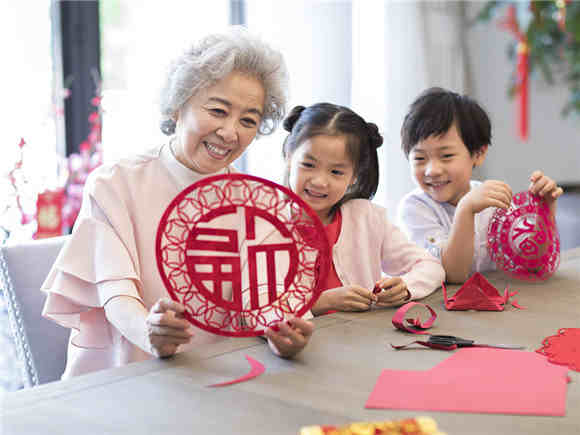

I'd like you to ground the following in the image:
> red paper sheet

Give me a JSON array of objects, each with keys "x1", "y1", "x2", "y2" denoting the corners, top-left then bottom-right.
[
  {"x1": 366, "y1": 348, "x2": 569, "y2": 416},
  {"x1": 207, "y1": 355, "x2": 265, "y2": 387}
]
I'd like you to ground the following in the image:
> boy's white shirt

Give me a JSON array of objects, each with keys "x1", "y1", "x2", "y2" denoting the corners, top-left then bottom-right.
[{"x1": 397, "y1": 180, "x2": 497, "y2": 274}]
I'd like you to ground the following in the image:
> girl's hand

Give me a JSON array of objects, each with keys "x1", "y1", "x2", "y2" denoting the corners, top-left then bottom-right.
[
  {"x1": 459, "y1": 180, "x2": 512, "y2": 214},
  {"x1": 529, "y1": 170, "x2": 563, "y2": 213},
  {"x1": 314, "y1": 285, "x2": 377, "y2": 313},
  {"x1": 374, "y1": 277, "x2": 410, "y2": 307},
  {"x1": 264, "y1": 316, "x2": 314, "y2": 358},
  {"x1": 146, "y1": 298, "x2": 193, "y2": 358}
]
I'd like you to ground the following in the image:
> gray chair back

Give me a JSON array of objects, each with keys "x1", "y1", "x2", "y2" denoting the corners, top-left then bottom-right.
[{"x1": 0, "y1": 236, "x2": 69, "y2": 387}]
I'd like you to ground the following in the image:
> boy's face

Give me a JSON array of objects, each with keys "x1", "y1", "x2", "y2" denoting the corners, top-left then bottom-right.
[{"x1": 409, "y1": 124, "x2": 487, "y2": 206}]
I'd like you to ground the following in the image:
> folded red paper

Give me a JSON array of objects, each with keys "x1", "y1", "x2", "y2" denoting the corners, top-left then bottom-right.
[
  {"x1": 366, "y1": 348, "x2": 569, "y2": 416},
  {"x1": 441, "y1": 273, "x2": 519, "y2": 311}
]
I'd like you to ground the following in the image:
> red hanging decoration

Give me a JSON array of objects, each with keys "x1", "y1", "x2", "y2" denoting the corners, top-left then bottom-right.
[
  {"x1": 35, "y1": 188, "x2": 65, "y2": 239},
  {"x1": 498, "y1": 5, "x2": 529, "y2": 141},
  {"x1": 517, "y1": 41, "x2": 529, "y2": 141}
]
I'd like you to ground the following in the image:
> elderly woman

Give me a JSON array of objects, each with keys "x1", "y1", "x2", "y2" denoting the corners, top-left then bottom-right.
[{"x1": 42, "y1": 27, "x2": 313, "y2": 379}]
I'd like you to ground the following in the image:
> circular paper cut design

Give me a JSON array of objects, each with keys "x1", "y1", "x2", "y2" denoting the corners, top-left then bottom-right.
[
  {"x1": 487, "y1": 191, "x2": 560, "y2": 280},
  {"x1": 156, "y1": 173, "x2": 330, "y2": 337}
]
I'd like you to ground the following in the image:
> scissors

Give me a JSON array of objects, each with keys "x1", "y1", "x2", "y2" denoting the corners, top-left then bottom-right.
[{"x1": 392, "y1": 334, "x2": 526, "y2": 351}]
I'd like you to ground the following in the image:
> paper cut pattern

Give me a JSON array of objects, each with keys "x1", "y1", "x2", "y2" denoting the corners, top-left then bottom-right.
[
  {"x1": 366, "y1": 348, "x2": 569, "y2": 415},
  {"x1": 441, "y1": 273, "x2": 523, "y2": 311},
  {"x1": 537, "y1": 328, "x2": 580, "y2": 372},
  {"x1": 392, "y1": 302, "x2": 437, "y2": 334},
  {"x1": 156, "y1": 174, "x2": 330, "y2": 337},
  {"x1": 488, "y1": 191, "x2": 560, "y2": 280},
  {"x1": 207, "y1": 355, "x2": 265, "y2": 387}
]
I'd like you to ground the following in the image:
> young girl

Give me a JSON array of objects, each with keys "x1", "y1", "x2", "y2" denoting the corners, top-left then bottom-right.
[
  {"x1": 397, "y1": 87, "x2": 563, "y2": 283},
  {"x1": 282, "y1": 103, "x2": 445, "y2": 315}
]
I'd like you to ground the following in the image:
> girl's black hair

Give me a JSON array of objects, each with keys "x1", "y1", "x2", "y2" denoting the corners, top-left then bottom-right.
[
  {"x1": 282, "y1": 102, "x2": 383, "y2": 217},
  {"x1": 400, "y1": 87, "x2": 491, "y2": 157}
]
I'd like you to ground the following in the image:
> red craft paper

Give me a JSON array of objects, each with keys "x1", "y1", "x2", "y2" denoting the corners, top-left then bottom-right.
[
  {"x1": 441, "y1": 273, "x2": 513, "y2": 311},
  {"x1": 366, "y1": 348, "x2": 569, "y2": 415},
  {"x1": 207, "y1": 355, "x2": 265, "y2": 387},
  {"x1": 391, "y1": 302, "x2": 437, "y2": 334},
  {"x1": 156, "y1": 173, "x2": 330, "y2": 337},
  {"x1": 537, "y1": 328, "x2": 580, "y2": 372}
]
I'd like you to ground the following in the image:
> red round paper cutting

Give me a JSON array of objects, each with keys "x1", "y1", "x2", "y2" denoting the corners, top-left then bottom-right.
[
  {"x1": 536, "y1": 328, "x2": 580, "y2": 372},
  {"x1": 487, "y1": 191, "x2": 560, "y2": 280},
  {"x1": 156, "y1": 173, "x2": 330, "y2": 337}
]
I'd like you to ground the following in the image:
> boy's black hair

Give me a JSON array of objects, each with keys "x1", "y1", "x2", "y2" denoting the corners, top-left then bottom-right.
[
  {"x1": 400, "y1": 87, "x2": 491, "y2": 157},
  {"x1": 282, "y1": 103, "x2": 383, "y2": 216}
]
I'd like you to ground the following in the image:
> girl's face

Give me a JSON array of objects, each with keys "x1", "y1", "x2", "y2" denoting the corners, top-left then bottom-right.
[
  {"x1": 288, "y1": 134, "x2": 356, "y2": 225},
  {"x1": 173, "y1": 71, "x2": 265, "y2": 174},
  {"x1": 409, "y1": 123, "x2": 487, "y2": 206}
]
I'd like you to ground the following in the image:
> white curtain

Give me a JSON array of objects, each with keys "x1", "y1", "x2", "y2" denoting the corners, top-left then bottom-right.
[{"x1": 352, "y1": 0, "x2": 469, "y2": 218}]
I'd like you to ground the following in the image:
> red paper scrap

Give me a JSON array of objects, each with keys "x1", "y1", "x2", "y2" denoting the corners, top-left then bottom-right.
[
  {"x1": 207, "y1": 355, "x2": 265, "y2": 387},
  {"x1": 442, "y1": 273, "x2": 514, "y2": 311},
  {"x1": 537, "y1": 328, "x2": 580, "y2": 372},
  {"x1": 366, "y1": 348, "x2": 569, "y2": 416},
  {"x1": 392, "y1": 302, "x2": 437, "y2": 334}
]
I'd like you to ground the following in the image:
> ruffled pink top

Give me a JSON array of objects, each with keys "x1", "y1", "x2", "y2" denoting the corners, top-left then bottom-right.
[{"x1": 41, "y1": 144, "x2": 230, "y2": 379}]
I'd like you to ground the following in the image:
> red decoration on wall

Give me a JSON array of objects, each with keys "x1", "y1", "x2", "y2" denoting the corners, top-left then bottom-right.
[
  {"x1": 35, "y1": 188, "x2": 65, "y2": 239},
  {"x1": 499, "y1": 4, "x2": 529, "y2": 141},
  {"x1": 156, "y1": 174, "x2": 330, "y2": 337}
]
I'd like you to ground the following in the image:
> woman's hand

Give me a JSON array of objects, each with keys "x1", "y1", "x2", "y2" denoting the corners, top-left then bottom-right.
[
  {"x1": 459, "y1": 180, "x2": 512, "y2": 214},
  {"x1": 264, "y1": 316, "x2": 314, "y2": 358},
  {"x1": 373, "y1": 277, "x2": 410, "y2": 308},
  {"x1": 146, "y1": 298, "x2": 193, "y2": 358},
  {"x1": 311, "y1": 285, "x2": 377, "y2": 315}
]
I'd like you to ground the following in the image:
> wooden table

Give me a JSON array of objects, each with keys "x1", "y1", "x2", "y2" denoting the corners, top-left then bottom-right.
[{"x1": 4, "y1": 249, "x2": 580, "y2": 435}]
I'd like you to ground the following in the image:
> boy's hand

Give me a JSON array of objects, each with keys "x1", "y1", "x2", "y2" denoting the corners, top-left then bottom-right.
[
  {"x1": 373, "y1": 277, "x2": 410, "y2": 307},
  {"x1": 459, "y1": 180, "x2": 512, "y2": 214},
  {"x1": 529, "y1": 170, "x2": 563, "y2": 213}
]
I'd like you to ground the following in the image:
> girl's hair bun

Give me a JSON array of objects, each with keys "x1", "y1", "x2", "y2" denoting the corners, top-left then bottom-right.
[
  {"x1": 367, "y1": 122, "x2": 383, "y2": 149},
  {"x1": 283, "y1": 105, "x2": 306, "y2": 132}
]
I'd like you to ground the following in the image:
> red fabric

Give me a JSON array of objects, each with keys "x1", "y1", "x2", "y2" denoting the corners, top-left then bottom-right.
[
  {"x1": 317, "y1": 210, "x2": 342, "y2": 315},
  {"x1": 320, "y1": 209, "x2": 343, "y2": 291}
]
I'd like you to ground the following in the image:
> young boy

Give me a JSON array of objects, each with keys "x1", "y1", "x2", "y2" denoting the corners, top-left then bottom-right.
[{"x1": 397, "y1": 87, "x2": 563, "y2": 283}]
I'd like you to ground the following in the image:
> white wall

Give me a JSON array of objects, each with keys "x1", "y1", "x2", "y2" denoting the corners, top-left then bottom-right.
[{"x1": 466, "y1": 3, "x2": 580, "y2": 191}]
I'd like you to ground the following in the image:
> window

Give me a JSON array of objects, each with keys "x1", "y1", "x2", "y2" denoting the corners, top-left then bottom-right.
[{"x1": 99, "y1": 0, "x2": 229, "y2": 162}]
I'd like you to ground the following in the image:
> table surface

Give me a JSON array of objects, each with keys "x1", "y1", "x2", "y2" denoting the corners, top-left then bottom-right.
[{"x1": 4, "y1": 248, "x2": 580, "y2": 435}]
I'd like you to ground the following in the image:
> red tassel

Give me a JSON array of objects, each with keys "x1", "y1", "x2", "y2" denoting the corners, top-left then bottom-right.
[{"x1": 517, "y1": 42, "x2": 529, "y2": 141}]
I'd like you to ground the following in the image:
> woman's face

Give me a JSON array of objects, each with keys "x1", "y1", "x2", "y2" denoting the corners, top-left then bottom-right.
[{"x1": 173, "y1": 71, "x2": 265, "y2": 174}]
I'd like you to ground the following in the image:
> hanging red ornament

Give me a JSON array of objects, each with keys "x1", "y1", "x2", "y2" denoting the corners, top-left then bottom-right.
[
  {"x1": 498, "y1": 5, "x2": 529, "y2": 141},
  {"x1": 517, "y1": 41, "x2": 529, "y2": 141}
]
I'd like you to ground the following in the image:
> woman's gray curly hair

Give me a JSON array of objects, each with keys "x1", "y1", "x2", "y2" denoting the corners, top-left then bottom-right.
[{"x1": 159, "y1": 26, "x2": 289, "y2": 136}]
